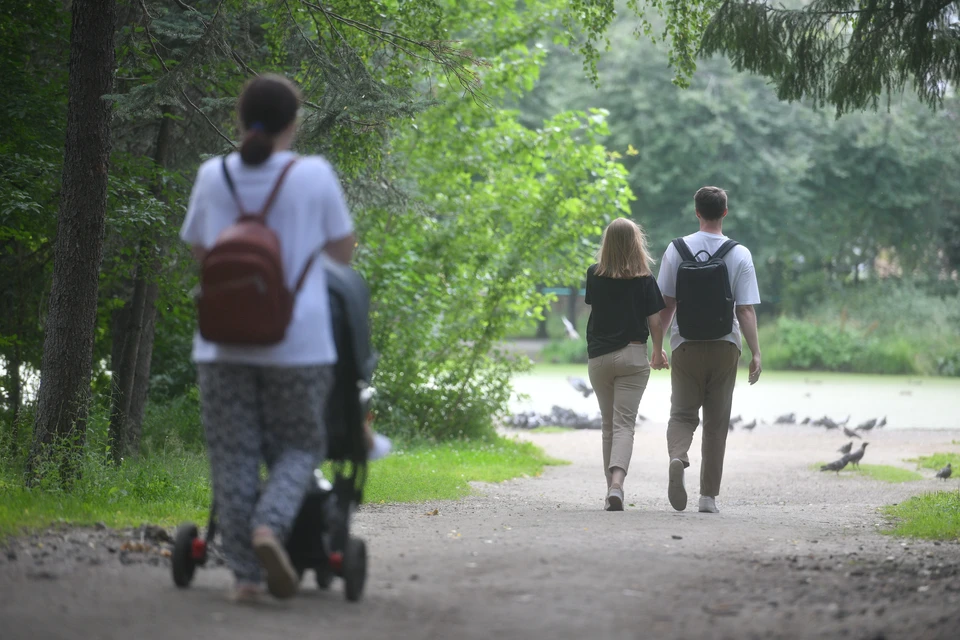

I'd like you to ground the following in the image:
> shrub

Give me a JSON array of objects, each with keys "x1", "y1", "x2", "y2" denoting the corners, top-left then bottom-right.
[
  {"x1": 140, "y1": 386, "x2": 203, "y2": 454},
  {"x1": 762, "y1": 317, "x2": 921, "y2": 375},
  {"x1": 541, "y1": 339, "x2": 588, "y2": 364}
]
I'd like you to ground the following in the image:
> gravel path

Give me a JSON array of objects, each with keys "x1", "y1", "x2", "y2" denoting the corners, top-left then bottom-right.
[{"x1": 2, "y1": 425, "x2": 960, "y2": 640}]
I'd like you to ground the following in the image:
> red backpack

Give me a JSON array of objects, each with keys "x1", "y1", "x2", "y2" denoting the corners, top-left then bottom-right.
[{"x1": 196, "y1": 157, "x2": 318, "y2": 345}]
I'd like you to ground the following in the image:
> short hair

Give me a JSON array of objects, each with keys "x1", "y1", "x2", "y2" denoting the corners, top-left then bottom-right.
[{"x1": 694, "y1": 186, "x2": 727, "y2": 221}]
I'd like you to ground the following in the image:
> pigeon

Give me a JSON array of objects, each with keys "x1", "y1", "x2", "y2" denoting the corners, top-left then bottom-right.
[
  {"x1": 730, "y1": 415, "x2": 743, "y2": 427},
  {"x1": 821, "y1": 417, "x2": 840, "y2": 430},
  {"x1": 855, "y1": 418, "x2": 877, "y2": 432},
  {"x1": 567, "y1": 376, "x2": 594, "y2": 398},
  {"x1": 846, "y1": 442, "x2": 869, "y2": 469},
  {"x1": 801, "y1": 417, "x2": 811, "y2": 426},
  {"x1": 877, "y1": 416, "x2": 887, "y2": 428},
  {"x1": 838, "y1": 415, "x2": 851, "y2": 427},
  {"x1": 774, "y1": 413, "x2": 796, "y2": 425},
  {"x1": 742, "y1": 419, "x2": 757, "y2": 431},
  {"x1": 838, "y1": 442, "x2": 853, "y2": 455},
  {"x1": 842, "y1": 426, "x2": 862, "y2": 439},
  {"x1": 936, "y1": 463, "x2": 952, "y2": 481},
  {"x1": 561, "y1": 316, "x2": 580, "y2": 340},
  {"x1": 821, "y1": 457, "x2": 850, "y2": 475}
]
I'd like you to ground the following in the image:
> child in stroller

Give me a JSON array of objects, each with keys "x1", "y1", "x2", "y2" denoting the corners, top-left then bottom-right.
[{"x1": 171, "y1": 258, "x2": 380, "y2": 602}]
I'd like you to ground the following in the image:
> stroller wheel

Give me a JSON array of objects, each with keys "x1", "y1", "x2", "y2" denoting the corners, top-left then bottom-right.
[
  {"x1": 343, "y1": 537, "x2": 367, "y2": 602},
  {"x1": 315, "y1": 566, "x2": 335, "y2": 590},
  {"x1": 172, "y1": 524, "x2": 200, "y2": 588}
]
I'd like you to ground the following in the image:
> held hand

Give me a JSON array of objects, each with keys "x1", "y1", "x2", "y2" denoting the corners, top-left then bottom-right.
[
  {"x1": 748, "y1": 354, "x2": 762, "y2": 385},
  {"x1": 651, "y1": 349, "x2": 669, "y2": 370}
]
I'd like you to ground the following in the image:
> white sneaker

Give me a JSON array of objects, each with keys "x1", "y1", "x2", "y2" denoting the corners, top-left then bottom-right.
[
  {"x1": 698, "y1": 496, "x2": 719, "y2": 513},
  {"x1": 668, "y1": 459, "x2": 687, "y2": 511}
]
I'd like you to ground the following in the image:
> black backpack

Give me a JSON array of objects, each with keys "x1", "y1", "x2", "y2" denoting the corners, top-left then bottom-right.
[{"x1": 672, "y1": 238, "x2": 740, "y2": 341}]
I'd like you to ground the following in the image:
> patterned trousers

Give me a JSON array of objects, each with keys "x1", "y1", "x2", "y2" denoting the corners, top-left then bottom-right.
[{"x1": 197, "y1": 363, "x2": 334, "y2": 584}]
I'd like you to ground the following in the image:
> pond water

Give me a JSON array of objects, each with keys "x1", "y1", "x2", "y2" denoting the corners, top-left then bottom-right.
[{"x1": 509, "y1": 366, "x2": 960, "y2": 431}]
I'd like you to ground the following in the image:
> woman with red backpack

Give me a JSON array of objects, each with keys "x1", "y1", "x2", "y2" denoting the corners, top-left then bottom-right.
[{"x1": 180, "y1": 75, "x2": 355, "y2": 602}]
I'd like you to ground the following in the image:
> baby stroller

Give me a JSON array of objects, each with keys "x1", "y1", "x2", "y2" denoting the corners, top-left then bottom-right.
[{"x1": 171, "y1": 258, "x2": 378, "y2": 602}]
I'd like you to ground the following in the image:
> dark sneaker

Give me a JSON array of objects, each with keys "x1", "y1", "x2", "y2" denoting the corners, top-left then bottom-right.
[
  {"x1": 668, "y1": 459, "x2": 687, "y2": 511},
  {"x1": 606, "y1": 485, "x2": 624, "y2": 511}
]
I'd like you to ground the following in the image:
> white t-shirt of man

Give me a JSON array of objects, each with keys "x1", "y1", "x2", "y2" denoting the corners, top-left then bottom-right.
[
  {"x1": 180, "y1": 150, "x2": 354, "y2": 367},
  {"x1": 656, "y1": 230, "x2": 761, "y2": 352}
]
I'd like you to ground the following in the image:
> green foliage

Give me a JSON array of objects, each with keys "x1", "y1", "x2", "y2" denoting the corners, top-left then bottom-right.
[
  {"x1": 519, "y1": 17, "x2": 960, "y2": 317},
  {"x1": 883, "y1": 491, "x2": 960, "y2": 541},
  {"x1": 700, "y1": 1, "x2": 960, "y2": 116},
  {"x1": 763, "y1": 317, "x2": 919, "y2": 375},
  {"x1": 907, "y1": 453, "x2": 960, "y2": 471},
  {"x1": 359, "y1": 100, "x2": 633, "y2": 439},
  {"x1": 541, "y1": 339, "x2": 589, "y2": 365},
  {"x1": 140, "y1": 387, "x2": 204, "y2": 455}
]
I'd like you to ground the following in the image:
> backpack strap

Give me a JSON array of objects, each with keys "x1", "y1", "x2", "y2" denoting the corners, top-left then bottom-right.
[
  {"x1": 292, "y1": 249, "x2": 322, "y2": 294},
  {"x1": 711, "y1": 239, "x2": 740, "y2": 261},
  {"x1": 672, "y1": 238, "x2": 696, "y2": 262},
  {"x1": 221, "y1": 156, "x2": 299, "y2": 221}
]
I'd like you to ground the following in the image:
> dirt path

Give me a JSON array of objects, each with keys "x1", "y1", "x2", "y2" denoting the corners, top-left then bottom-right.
[{"x1": 3, "y1": 425, "x2": 960, "y2": 640}]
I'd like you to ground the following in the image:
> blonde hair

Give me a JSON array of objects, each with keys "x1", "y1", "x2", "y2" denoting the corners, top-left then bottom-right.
[{"x1": 595, "y1": 217, "x2": 655, "y2": 278}]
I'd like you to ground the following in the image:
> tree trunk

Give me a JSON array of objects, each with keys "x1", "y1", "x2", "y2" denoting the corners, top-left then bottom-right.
[
  {"x1": 108, "y1": 260, "x2": 147, "y2": 464},
  {"x1": 8, "y1": 342, "x2": 22, "y2": 452},
  {"x1": 27, "y1": 0, "x2": 116, "y2": 486},
  {"x1": 125, "y1": 280, "x2": 159, "y2": 454}
]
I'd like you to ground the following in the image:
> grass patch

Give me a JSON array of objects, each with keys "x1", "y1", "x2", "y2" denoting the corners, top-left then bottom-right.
[
  {"x1": 529, "y1": 426, "x2": 572, "y2": 434},
  {"x1": 0, "y1": 452, "x2": 212, "y2": 543},
  {"x1": 811, "y1": 462, "x2": 923, "y2": 483},
  {"x1": 0, "y1": 436, "x2": 563, "y2": 542},
  {"x1": 350, "y1": 436, "x2": 567, "y2": 504},
  {"x1": 906, "y1": 452, "x2": 960, "y2": 471},
  {"x1": 883, "y1": 491, "x2": 960, "y2": 540}
]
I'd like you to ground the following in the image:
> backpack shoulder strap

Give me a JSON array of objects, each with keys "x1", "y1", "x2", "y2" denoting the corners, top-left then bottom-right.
[
  {"x1": 256, "y1": 158, "x2": 299, "y2": 221},
  {"x1": 221, "y1": 157, "x2": 248, "y2": 216},
  {"x1": 711, "y1": 239, "x2": 740, "y2": 261},
  {"x1": 672, "y1": 238, "x2": 696, "y2": 262},
  {"x1": 221, "y1": 156, "x2": 299, "y2": 221}
]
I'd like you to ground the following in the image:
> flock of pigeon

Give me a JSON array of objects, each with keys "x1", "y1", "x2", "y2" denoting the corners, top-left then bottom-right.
[
  {"x1": 729, "y1": 412, "x2": 887, "y2": 434},
  {"x1": 532, "y1": 378, "x2": 955, "y2": 482}
]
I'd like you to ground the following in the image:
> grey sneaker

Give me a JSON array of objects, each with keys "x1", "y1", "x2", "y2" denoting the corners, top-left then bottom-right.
[
  {"x1": 698, "y1": 496, "x2": 719, "y2": 513},
  {"x1": 606, "y1": 484, "x2": 624, "y2": 511},
  {"x1": 668, "y1": 459, "x2": 687, "y2": 511}
]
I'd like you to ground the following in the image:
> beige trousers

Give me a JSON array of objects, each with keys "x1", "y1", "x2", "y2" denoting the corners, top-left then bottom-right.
[
  {"x1": 588, "y1": 344, "x2": 651, "y2": 485},
  {"x1": 666, "y1": 341, "x2": 740, "y2": 498}
]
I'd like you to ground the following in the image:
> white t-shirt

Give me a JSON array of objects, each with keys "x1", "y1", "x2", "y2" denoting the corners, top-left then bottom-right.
[
  {"x1": 656, "y1": 230, "x2": 761, "y2": 352},
  {"x1": 180, "y1": 150, "x2": 354, "y2": 366}
]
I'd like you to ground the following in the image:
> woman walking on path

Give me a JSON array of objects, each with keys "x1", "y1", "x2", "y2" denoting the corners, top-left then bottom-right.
[
  {"x1": 180, "y1": 75, "x2": 356, "y2": 601},
  {"x1": 585, "y1": 218, "x2": 668, "y2": 511}
]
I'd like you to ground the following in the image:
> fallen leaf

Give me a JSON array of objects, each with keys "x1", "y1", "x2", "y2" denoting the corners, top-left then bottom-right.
[{"x1": 424, "y1": 508, "x2": 439, "y2": 516}]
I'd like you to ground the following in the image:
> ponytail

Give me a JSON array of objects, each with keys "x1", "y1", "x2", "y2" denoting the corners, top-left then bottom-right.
[{"x1": 239, "y1": 125, "x2": 272, "y2": 166}]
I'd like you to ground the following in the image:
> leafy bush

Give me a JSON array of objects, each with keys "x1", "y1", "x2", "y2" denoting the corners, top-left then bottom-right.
[
  {"x1": 936, "y1": 350, "x2": 960, "y2": 377},
  {"x1": 140, "y1": 386, "x2": 203, "y2": 454},
  {"x1": 762, "y1": 317, "x2": 920, "y2": 374},
  {"x1": 541, "y1": 339, "x2": 588, "y2": 364},
  {"x1": 358, "y1": 107, "x2": 632, "y2": 440}
]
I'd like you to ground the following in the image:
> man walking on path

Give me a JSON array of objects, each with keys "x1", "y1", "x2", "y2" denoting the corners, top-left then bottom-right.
[{"x1": 656, "y1": 186, "x2": 762, "y2": 514}]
